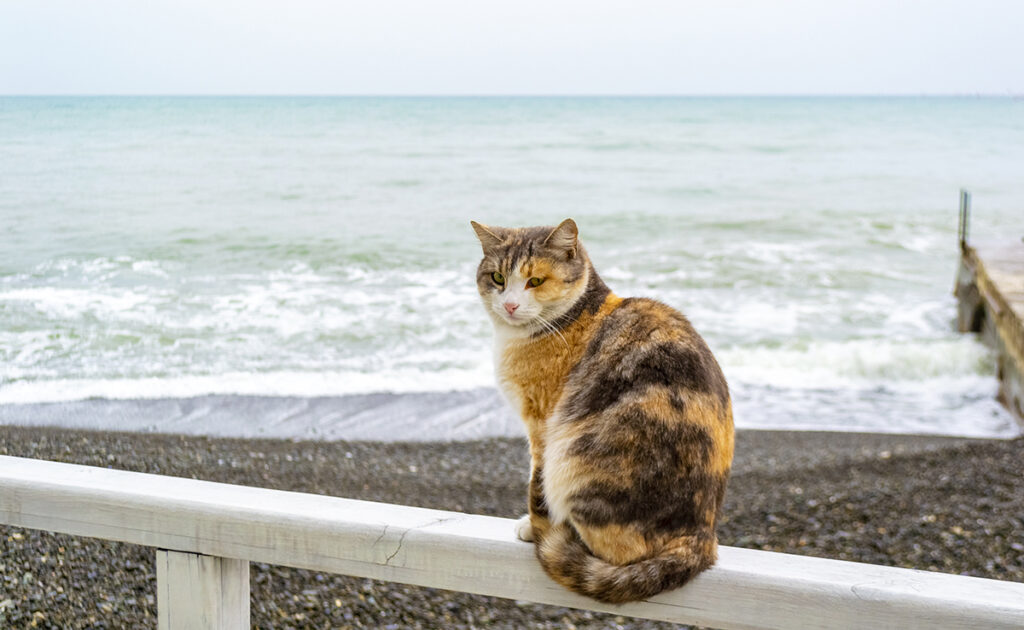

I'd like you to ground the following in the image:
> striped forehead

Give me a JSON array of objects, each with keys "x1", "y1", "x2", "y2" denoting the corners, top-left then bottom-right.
[
  {"x1": 496, "y1": 227, "x2": 554, "y2": 271},
  {"x1": 520, "y1": 258, "x2": 557, "y2": 279}
]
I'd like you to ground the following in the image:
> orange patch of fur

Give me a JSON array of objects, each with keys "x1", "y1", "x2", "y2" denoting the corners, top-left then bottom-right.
[
  {"x1": 575, "y1": 522, "x2": 650, "y2": 565},
  {"x1": 499, "y1": 293, "x2": 622, "y2": 426}
]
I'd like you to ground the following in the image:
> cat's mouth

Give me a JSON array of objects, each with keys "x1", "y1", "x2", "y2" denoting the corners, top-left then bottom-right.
[
  {"x1": 493, "y1": 304, "x2": 533, "y2": 327},
  {"x1": 501, "y1": 311, "x2": 529, "y2": 325}
]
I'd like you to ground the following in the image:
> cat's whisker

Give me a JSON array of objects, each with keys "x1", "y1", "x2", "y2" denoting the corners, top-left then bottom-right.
[
  {"x1": 534, "y1": 313, "x2": 569, "y2": 348},
  {"x1": 530, "y1": 312, "x2": 557, "y2": 339}
]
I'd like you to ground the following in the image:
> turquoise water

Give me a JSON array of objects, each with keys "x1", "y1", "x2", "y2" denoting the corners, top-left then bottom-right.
[{"x1": 1, "y1": 96, "x2": 1022, "y2": 437}]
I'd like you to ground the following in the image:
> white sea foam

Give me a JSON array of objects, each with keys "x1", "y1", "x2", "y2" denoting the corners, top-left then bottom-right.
[
  {"x1": 0, "y1": 287, "x2": 152, "y2": 319},
  {"x1": 718, "y1": 337, "x2": 995, "y2": 389}
]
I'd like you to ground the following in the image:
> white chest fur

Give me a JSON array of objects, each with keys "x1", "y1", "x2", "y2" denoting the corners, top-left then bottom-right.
[
  {"x1": 541, "y1": 415, "x2": 574, "y2": 525},
  {"x1": 492, "y1": 331, "x2": 524, "y2": 414}
]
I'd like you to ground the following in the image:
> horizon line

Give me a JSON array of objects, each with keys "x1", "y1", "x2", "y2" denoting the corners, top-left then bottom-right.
[{"x1": 1, "y1": 92, "x2": 1022, "y2": 99}]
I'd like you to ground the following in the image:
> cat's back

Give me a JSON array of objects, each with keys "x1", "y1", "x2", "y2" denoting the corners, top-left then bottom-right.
[
  {"x1": 542, "y1": 296, "x2": 733, "y2": 544},
  {"x1": 561, "y1": 296, "x2": 732, "y2": 427}
]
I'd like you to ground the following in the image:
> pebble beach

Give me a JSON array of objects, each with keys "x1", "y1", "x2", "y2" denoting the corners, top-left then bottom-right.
[{"x1": 1, "y1": 425, "x2": 1021, "y2": 629}]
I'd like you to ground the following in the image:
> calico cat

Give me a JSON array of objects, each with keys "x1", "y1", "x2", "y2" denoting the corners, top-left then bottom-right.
[{"x1": 472, "y1": 218, "x2": 734, "y2": 604}]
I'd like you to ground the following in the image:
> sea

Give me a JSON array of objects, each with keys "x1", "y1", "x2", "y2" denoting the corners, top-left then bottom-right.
[{"x1": 1, "y1": 96, "x2": 1022, "y2": 441}]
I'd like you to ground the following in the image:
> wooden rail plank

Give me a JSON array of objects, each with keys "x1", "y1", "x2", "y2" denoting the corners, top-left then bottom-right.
[{"x1": 2, "y1": 455, "x2": 1023, "y2": 630}]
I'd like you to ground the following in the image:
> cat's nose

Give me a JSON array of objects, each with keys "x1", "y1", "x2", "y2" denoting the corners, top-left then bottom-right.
[{"x1": 504, "y1": 302, "x2": 519, "y2": 315}]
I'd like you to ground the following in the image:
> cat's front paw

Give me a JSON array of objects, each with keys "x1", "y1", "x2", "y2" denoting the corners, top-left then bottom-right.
[{"x1": 514, "y1": 514, "x2": 535, "y2": 542}]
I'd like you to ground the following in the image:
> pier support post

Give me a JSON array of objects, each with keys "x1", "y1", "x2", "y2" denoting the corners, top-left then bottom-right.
[
  {"x1": 958, "y1": 188, "x2": 971, "y2": 251},
  {"x1": 156, "y1": 550, "x2": 249, "y2": 630}
]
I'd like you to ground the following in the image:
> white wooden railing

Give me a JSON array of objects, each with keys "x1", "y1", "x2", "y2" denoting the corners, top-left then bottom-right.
[{"x1": 2, "y1": 455, "x2": 1023, "y2": 629}]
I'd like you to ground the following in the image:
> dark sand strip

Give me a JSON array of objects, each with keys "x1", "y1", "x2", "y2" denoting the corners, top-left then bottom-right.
[{"x1": 1, "y1": 426, "x2": 1021, "y2": 628}]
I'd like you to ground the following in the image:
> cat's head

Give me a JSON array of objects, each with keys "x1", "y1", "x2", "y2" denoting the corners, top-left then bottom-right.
[{"x1": 471, "y1": 218, "x2": 590, "y2": 335}]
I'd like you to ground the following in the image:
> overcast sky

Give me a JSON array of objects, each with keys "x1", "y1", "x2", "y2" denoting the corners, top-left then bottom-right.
[{"x1": 2, "y1": 0, "x2": 1022, "y2": 95}]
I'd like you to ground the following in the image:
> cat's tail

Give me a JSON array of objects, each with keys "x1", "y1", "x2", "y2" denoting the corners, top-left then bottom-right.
[{"x1": 536, "y1": 522, "x2": 716, "y2": 604}]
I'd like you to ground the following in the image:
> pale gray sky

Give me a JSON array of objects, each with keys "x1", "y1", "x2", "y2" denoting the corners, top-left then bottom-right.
[{"x1": 2, "y1": 0, "x2": 1022, "y2": 95}]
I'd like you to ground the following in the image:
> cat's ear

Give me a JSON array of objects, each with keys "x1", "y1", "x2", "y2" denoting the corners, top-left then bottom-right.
[
  {"x1": 544, "y1": 218, "x2": 578, "y2": 259},
  {"x1": 471, "y1": 221, "x2": 507, "y2": 253}
]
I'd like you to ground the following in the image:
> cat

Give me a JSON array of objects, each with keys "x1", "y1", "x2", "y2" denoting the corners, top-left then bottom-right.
[{"x1": 472, "y1": 218, "x2": 734, "y2": 604}]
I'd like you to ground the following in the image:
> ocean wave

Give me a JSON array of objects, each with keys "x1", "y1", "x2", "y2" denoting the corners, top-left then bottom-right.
[
  {"x1": 2, "y1": 330, "x2": 992, "y2": 399},
  {"x1": 718, "y1": 337, "x2": 995, "y2": 388},
  {"x1": 0, "y1": 334, "x2": 1010, "y2": 438},
  {"x1": 0, "y1": 286, "x2": 155, "y2": 320}
]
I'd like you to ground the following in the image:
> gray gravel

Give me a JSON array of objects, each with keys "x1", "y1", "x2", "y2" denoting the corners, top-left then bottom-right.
[{"x1": 1, "y1": 426, "x2": 1021, "y2": 629}]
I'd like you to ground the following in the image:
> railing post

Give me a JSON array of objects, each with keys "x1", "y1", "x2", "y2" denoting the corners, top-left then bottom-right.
[{"x1": 156, "y1": 550, "x2": 249, "y2": 630}]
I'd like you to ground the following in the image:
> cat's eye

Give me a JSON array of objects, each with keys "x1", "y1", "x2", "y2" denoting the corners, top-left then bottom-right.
[
  {"x1": 491, "y1": 271, "x2": 505, "y2": 285},
  {"x1": 528, "y1": 277, "x2": 545, "y2": 288}
]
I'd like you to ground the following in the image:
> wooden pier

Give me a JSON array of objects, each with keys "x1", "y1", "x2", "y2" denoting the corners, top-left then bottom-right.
[{"x1": 954, "y1": 191, "x2": 1024, "y2": 424}]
